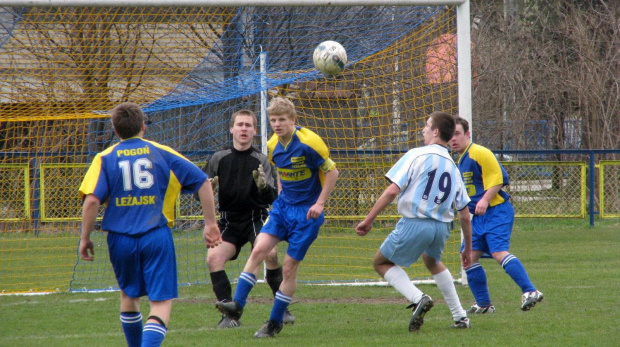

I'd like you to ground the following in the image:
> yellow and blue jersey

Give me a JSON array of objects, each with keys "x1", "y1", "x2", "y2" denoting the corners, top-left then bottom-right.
[
  {"x1": 457, "y1": 143, "x2": 510, "y2": 213},
  {"x1": 267, "y1": 126, "x2": 336, "y2": 206},
  {"x1": 79, "y1": 137, "x2": 207, "y2": 235}
]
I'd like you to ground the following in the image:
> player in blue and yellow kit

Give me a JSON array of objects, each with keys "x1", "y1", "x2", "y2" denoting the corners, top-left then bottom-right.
[
  {"x1": 78, "y1": 102, "x2": 221, "y2": 347},
  {"x1": 450, "y1": 116, "x2": 543, "y2": 314},
  {"x1": 216, "y1": 97, "x2": 339, "y2": 338}
]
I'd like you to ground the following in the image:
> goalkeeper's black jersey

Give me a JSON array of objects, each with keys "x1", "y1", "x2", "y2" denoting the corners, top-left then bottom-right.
[{"x1": 202, "y1": 146, "x2": 277, "y2": 212}]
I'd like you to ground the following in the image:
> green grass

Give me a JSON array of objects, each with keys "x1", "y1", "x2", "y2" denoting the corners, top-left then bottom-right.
[{"x1": 1, "y1": 219, "x2": 619, "y2": 346}]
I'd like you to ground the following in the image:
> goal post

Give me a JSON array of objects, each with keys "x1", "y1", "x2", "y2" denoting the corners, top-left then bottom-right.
[{"x1": 0, "y1": 1, "x2": 472, "y2": 293}]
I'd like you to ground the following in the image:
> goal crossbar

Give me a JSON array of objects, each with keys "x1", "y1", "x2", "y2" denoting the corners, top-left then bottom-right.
[{"x1": 0, "y1": 0, "x2": 465, "y2": 7}]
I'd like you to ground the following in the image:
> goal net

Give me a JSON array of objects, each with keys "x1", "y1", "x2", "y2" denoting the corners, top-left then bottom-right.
[{"x1": 0, "y1": 2, "x2": 468, "y2": 293}]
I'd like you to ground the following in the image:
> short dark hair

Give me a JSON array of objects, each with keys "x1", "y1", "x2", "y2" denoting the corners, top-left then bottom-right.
[
  {"x1": 429, "y1": 111, "x2": 456, "y2": 142},
  {"x1": 453, "y1": 116, "x2": 470, "y2": 133},
  {"x1": 111, "y1": 102, "x2": 146, "y2": 139},
  {"x1": 230, "y1": 109, "x2": 257, "y2": 127}
]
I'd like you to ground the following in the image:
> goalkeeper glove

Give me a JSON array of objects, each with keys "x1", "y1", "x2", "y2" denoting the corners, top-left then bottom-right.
[
  {"x1": 210, "y1": 176, "x2": 219, "y2": 189},
  {"x1": 252, "y1": 164, "x2": 266, "y2": 190}
]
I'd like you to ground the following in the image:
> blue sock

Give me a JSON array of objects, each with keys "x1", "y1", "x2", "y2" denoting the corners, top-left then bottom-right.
[
  {"x1": 501, "y1": 254, "x2": 536, "y2": 293},
  {"x1": 233, "y1": 272, "x2": 257, "y2": 309},
  {"x1": 141, "y1": 323, "x2": 167, "y2": 347},
  {"x1": 269, "y1": 291, "x2": 292, "y2": 325},
  {"x1": 120, "y1": 312, "x2": 142, "y2": 347},
  {"x1": 465, "y1": 263, "x2": 492, "y2": 306}
]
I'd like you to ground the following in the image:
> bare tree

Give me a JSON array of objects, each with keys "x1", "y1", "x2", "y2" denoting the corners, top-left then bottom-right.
[{"x1": 471, "y1": 0, "x2": 619, "y2": 151}]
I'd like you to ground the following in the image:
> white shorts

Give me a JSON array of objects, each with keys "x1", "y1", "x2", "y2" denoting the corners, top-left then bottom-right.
[{"x1": 380, "y1": 217, "x2": 451, "y2": 267}]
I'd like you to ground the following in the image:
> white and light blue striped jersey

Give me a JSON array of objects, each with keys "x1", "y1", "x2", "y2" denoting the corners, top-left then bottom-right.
[{"x1": 385, "y1": 144, "x2": 470, "y2": 222}]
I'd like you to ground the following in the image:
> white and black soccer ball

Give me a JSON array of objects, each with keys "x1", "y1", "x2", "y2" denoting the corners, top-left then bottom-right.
[{"x1": 313, "y1": 40, "x2": 347, "y2": 76}]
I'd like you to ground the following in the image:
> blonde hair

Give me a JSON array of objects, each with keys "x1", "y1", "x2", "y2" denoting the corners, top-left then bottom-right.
[{"x1": 267, "y1": 97, "x2": 296, "y2": 119}]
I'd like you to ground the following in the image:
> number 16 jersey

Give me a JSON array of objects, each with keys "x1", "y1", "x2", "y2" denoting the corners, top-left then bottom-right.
[{"x1": 79, "y1": 137, "x2": 207, "y2": 236}]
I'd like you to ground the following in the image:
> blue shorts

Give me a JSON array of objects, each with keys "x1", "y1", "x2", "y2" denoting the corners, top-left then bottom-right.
[
  {"x1": 468, "y1": 201, "x2": 515, "y2": 255},
  {"x1": 107, "y1": 226, "x2": 178, "y2": 301},
  {"x1": 380, "y1": 218, "x2": 451, "y2": 267},
  {"x1": 261, "y1": 199, "x2": 323, "y2": 261}
]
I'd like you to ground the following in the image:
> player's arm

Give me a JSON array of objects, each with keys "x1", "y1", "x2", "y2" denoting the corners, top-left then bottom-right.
[
  {"x1": 457, "y1": 207, "x2": 473, "y2": 268},
  {"x1": 307, "y1": 167, "x2": 339, "y2": 220},
  {"x1": 79, "y1": 194, "x2": 101, "y2": 261},
  {"x1": 475, "y1": 183, "x2": 502, "y2": 215},
  {"x1": 194, "y1": 155, "x2": 218, "y2": 201},
  {"x1": 356, "y1": 182, "x2": 400, "y2": 236},
  {"x1": 476, "y1": 147, "x2": 505, "y2": 214},
  {"x1": 196, "y1": 180, "x2": 222, "y2": 248}
]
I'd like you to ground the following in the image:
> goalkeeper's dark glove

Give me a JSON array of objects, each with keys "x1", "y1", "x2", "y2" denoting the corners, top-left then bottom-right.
[
  {"x1": 252, "y1": 164, "x2": 266, "y2": 190},
  {"x1": 210, "y1": 176, "x2": 219, "y2": 189}
]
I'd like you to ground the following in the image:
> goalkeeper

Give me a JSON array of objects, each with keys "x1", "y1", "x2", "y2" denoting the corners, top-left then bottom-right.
[{"x1": 199, "y1": 109, "x2": 294, "y2": 328}]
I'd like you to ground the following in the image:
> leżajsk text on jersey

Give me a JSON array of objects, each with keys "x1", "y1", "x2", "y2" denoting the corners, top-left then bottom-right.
[{"x1": 79, "y1": 137, "x2": 207, "y2": 235}]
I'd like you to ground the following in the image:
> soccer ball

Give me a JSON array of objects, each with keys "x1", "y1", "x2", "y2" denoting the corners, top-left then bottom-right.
[{"x1": 313, "y1": 40, "x2": 347, "y2": 76}]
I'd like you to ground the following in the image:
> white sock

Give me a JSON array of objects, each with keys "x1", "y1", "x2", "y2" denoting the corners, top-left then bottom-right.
[
  {"x1": 384, "y1": 266, "x2": 424, "y2": 303},
  {"x1": 434, "y1": 269, "x2": 466, "y2": 320}
]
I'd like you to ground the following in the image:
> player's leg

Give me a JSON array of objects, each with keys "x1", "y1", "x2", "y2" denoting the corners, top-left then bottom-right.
[
  {"x1": 216, "y1": 217, "x2": 280, "y2": 322},
  {"x1": 377, "y1": 219, "x2": 434, "y2": 332},
  {"x1": 119, "y1": 290, "x2": 142, "y2": 347},
  {"x1": 250, "y1": 209, "x2": 283, "y2": 298},
  {"x1": 108, "y1": 232, "x2": 144, "y2": 347},
  {"x1": 209, "y1": 212, "x2": 243, "y2": 304},
  {"x1": 262, "y1": 246, "x2": 296, "y2": 325},
  {"x1": 463, "y1": 216, "x2": 494, "y2": 312},
  {"x1": 422, "y1": 223, "x2": 470, "y2": 328},
  {"x1": 207, "y1": 240, "x2": 242, "y2": 328},
  {"x1": 254, "y1": 205, "x2": 320, "y2": 338},
  {"x1": 215, "y1": 233, "x2": 279, "y2": 332},
  {"x1": 491, "y1": 249, "x2": 542, "y2": 310},
  {"x1": 463, "y1": 250, "x2": 495, "y2": 312},
  {"x1": 140, "y1": 227, "x2": 178, "y2": 346},
  {"x1": 255, "y1": 255, "x2": 300, "y2": 338},
  {"x1": 216, "y1": 232, "x2": 279, "y2": 315},
  {"x1": 486, "y1": 203, "x2": 542, "y2": 310},
  {"x1": 375, "y1": 250, "x2": 425, "y2": 303},
  {"x1": 376, "y1": 219, "x2": 429, "y2": 302},
  {"x1": 207, "y1": 241, "x2": 237, "y2": 302},
  {"x1": 264, "y1": 248, "x2": 282, "y2": 295},
  {"x1": 423, "y1": 255, "x2": 470, "y2": 328},
  {"x1": 142, "y1": 299, "x2": 172, "y2": 347}
]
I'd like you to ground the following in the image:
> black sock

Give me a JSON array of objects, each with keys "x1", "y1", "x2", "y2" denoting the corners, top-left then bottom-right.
[
  {"x1": 210, "y1": 270, "x2": 232, "y2": 302},
  {"x1": 266, "y1": 267, "x2": 283, "y2": 297}
]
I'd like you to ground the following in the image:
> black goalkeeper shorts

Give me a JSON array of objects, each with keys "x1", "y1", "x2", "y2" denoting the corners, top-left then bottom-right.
[{"x1": 217, "y1": 209, "x2": 269, "y2": 260}]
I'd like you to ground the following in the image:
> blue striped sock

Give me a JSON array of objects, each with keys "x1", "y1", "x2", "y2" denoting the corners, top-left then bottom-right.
[
  {"x1": 465, "y1": 263, "x2": 492, "y2": 306},
  {"x1": 120, "y1": 311, "x2": 142, "y2": 347},
  {"x1": 142, "y1": 322, "x2": 167, "y2": 347},
  {"x1": 269, "y1": 291, "x2": 292, "y2": 325},
  {"x1": 233, "y1": 272, "x2": 257, "y2": 309},
  {"x1": 502, "y1": 254, "x2": 536, "y2": 293}
]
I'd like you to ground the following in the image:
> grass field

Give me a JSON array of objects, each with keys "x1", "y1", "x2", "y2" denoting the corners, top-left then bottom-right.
[{"x1": 1, "y1": 218, "x2": 618, "y2": 346}]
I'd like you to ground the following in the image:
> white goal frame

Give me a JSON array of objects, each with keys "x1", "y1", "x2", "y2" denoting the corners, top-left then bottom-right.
[
  {"x1": 1, "y1": 0, "x2": 472, "y2": 287},
  {"x1": 0, "y1": 1, "x2": 471, "y2": 128}
]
